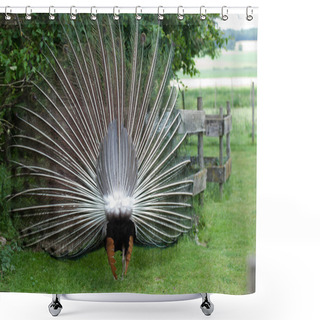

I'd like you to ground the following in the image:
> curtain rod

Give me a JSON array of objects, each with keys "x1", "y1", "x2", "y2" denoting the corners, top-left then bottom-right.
[{"x1": 0, "y1": 6, "x2": 258, "y2": 16}]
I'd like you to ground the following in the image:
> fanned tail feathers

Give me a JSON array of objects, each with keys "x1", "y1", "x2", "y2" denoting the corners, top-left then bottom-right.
[{"x1": 11, "y1": 15, "x2": 193, "y2": 258}]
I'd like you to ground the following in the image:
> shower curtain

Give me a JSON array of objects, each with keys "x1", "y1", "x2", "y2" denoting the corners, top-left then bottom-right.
[{"x1": 0, "y1": 9, "x2": 257, "y2": 296}]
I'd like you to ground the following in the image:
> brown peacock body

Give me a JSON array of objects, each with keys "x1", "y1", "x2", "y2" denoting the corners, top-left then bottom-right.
[{"x1": 10, "y1": 15, "x2": 193, "y2": 279}]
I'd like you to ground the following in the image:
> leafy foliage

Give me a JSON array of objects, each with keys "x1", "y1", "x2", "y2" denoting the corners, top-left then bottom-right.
[
  {"x1": 0, "y1": 15, "x2": 62, "y2": 100},
  {"x1": 0, "y1": 12, "x2": 228, "y2": 169},
  {"x1": 0, "y1": 15, "x2": 62, "y2": 161},
  {"x1": 162, "y1": 14, "x2": 227, "y2": 76},
  {"x1": 0, "y1": 240, "x2": 21, "y2": 277},
  {"x1": 0, "y1": 14, "x2": 226, "y2": 107}
]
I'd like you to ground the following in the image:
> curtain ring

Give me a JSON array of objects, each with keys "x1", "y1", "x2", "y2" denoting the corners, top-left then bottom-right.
[
  {"x1": 177, "y1": 6, "x2": 184, "y2": 20},
  {"x1": 90, "y1": 6, "x2": 97, "y2": 20},
  {"x1": 113, "y1": 6, "x2": 119, "y2": 20},
  {"x1": 49, "y1": 6, "x2": 55, "y2": 20},
  {"x1": 25, "y1": 6, "x2": 32, "y2": 20},
  {"x1": 246, "y1": 6, "x2": 253, "y2": 21},
  {"x1": 221, "y1": 6, "x2": 228, "y2": 21},
  {"x1": 5, "y1": 6, "x2": 12, "y2": 20},
  {"x1": 70, "y1": 6, "x2": 77, "y2": 20},
  {"x1": 158, "y1": 6, "x2": 164, "y2": 21},
  {"x1": 135, "y1": 6, "x2": 142, "y2": 20},
  {"x1": 200, "y1": 6, "x2": 206, "y2": 20}
]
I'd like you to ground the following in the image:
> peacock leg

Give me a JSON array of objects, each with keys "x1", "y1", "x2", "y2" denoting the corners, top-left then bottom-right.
[{"x1": 106, "y1": 237, "x2": 117, "y2": 280}]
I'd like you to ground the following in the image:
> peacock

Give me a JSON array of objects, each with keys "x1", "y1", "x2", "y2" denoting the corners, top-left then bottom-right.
[{"x1": 10, "y1": 15, "x2": 194, "y2": 280}]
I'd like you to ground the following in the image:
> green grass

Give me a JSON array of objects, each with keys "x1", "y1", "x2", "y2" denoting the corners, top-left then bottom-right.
[
  {"x1": 214, "y1": 51, "x2": 257, "y2": 67},
  {"x1": 177, "y1": 87, "x2": 257, "y2": 110},
  {"x1": 0, "y1": 93, "x2": 256, "y2": 295}
]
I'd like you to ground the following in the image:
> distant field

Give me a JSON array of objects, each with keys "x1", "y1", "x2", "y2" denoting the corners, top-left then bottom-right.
[
  {"x1": 177, "y1": 46, "x2": 257, "y2": 79},
  {"x1": 184, "y1": 67, "x2": 257, "y2": 79},
  {"x1": 193, "y1": 51, "x2": 257, "y2": 69}
]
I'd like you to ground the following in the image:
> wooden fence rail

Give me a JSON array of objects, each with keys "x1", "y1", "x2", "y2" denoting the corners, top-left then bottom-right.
[{"x1": 179, "y1": 99, "x2": 232, "y2": 198}]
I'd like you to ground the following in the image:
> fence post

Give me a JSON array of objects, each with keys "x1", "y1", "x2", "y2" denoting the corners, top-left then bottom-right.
[
  {"x1": 197, "y1": 97, "x2": 204, "y2": 206},
  {"x1": 182, "y1": 89, "x2": 185, "y2": 110},
  {"x1": 226, "y1": 101, "x2": 231, "y2": 159},
  {"x1": 251, "y1": 81, "x2": 255, "y2": 143},
  {"x1": 219, "y1": 106, "x2": 224, "y2": 198}
]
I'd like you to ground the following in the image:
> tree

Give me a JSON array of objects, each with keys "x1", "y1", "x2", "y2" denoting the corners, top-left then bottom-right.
[
  {"x1": 0, "y1": 14, "x2": 227, "y2": 93},
  {"x1": 161, "y1": 14, "x2": 227, "y2": 76},
  {"x1": 0, "y1": 14, "x2": 228, "y2": 155}
]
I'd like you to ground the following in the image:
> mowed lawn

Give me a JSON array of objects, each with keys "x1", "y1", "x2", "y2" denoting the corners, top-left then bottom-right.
[{"x1": 0, "y1": 93, "x2": 256, "y2": 295}]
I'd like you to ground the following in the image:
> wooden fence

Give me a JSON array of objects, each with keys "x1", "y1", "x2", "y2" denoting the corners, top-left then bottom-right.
[{"x1": 179, "y1": 99, "x2": 232, "y2": 199}]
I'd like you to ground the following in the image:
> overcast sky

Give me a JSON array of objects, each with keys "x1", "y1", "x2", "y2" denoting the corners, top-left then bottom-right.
[{"x1": 216, "y1": 14, "x2": 258, "y2": 31}]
